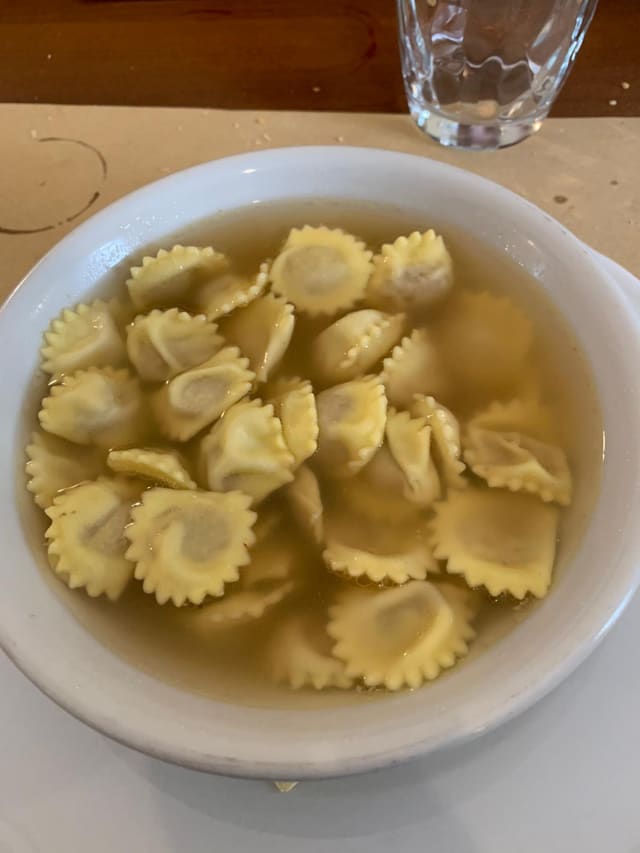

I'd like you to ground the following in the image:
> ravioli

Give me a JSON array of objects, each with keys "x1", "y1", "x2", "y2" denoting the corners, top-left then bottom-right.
[
  {"x1": 381, "y1": 328, "x2": 449, "y2": 408},
  {"x1": 467, "y1": 397, "x2": 557, "y2": 444},
  {"x1": 38, "y1": 367, "x2": 144, "y2": 449},
  {"x1": 436, "y1": 291, "x2": 533, "y2": 396},
  {"x1": 429, "y1": 487, "x2": 559, "y2": 599},
  {"x1": 337, "y1": 463, "x2": 418, "y2": 524},
  {"x1": 311, "y1": 309, "x2": 405, "y2": 385},
  {"x1": 338, "y1": 407, "x2": 441, "y2": 519},
  {"x1": 125, "y1": 488, "x2": 257, "y2": 605},
  {"x1": 323, "y1": 508, "x2": 436, "y2": 584},
  {"x1": 126, "y1": 308, "x2": 223, "y2": 381},
  {"x1": 328, "y1": 580, "x2": 476, "y2": 689},
  {"x1": 270, "y1": 226, "x2": 373, "y2": 315},
  {"x1": 322, "y1": 539, "x2": 434, "y2": 585},
  {"x1": 265, "y1": 377, "x2": 318, "y2": 468},
  {"x1": 199, "y1": 399, "x2": 295, "y2": 503},
  {"x1": 222, "y1": 292, "x2": 295, "y2": 382},
  {"x1": 127, "y1": 245, "x2": 228, "y2": 310},
  {"x1": 188, "y1": 534, "x2": 297, "y2": 628},
  {"x1": 107, "y1": 448, "x2": 197, "y2": 489},
  {"x1": 193, "y1": 262, "x2": 270, "y2": 320},
  {"x1": 45, "y1": 477, "x2": 140, "y2": 600},
  {"x1": 41, "y1": 300, "x2": 126, "y2": 376},
  {"x1": 385, "y1": 408, "x2": 442, "y2": 507},
  {"x1": 285, "y1": 464, "x2": 324, "y2": 545},
  {"x1": 267, "y1": 610, "x2": 353, "y2": 690},
  {"x1": 151, "y1": 346, "x2": 254, "y2": 441},
  {"x1": 315, "y1": 376, "x2": 387, "y2": 476},
  {"x1": 412, "y1": 394, "x2": 466, "y2": 489},
  {"x1": 360, "y1": 441, "x2": 410, "y2": 496},
  {"x1": 26, "y1": 431, "x2": 105, "y2": 509},
  {"x1": 463, "y1": 426, "x2": 572, "y2": 505},
  {"x1": 367, "y1": 230, "x2": 453, "y2": 312}
]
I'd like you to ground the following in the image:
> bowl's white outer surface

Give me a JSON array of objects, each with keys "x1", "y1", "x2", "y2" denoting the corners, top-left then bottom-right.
[{"x1": 2, "y1": 147, "x2": 640, "y2": 780}]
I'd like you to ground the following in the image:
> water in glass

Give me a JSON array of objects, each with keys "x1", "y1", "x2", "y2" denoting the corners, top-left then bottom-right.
[{"x1": 398, "y1": 0, "x2": 599, "y2": 150}]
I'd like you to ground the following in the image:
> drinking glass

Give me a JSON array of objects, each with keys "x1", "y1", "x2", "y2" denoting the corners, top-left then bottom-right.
[{"x1": 398, "y1": 0, "x2": 599, "y2": 150}]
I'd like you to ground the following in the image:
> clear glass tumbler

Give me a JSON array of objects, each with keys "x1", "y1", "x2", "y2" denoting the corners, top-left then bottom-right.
[{"x1": 398, "y1": 0, "x2": 598, "y2": 150}]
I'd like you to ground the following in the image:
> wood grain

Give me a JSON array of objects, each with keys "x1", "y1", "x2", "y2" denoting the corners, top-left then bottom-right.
[{"x1": 0, "y1": 0, "x2": 637, "y2": 115}]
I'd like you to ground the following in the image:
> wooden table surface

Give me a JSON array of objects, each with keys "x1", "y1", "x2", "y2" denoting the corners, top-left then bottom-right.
[{"x1": 1, "y1": 0, "x2": 638, "y2": 116}]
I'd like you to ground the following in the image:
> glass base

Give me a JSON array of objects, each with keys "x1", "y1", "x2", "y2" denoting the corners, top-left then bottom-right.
[{"x1": 409, "y1": 106, "x2": 544, "y2": 151}]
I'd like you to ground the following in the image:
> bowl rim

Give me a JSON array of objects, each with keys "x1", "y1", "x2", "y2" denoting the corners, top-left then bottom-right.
[{"x1": 2, "y1": 145, "x2": 640, "y2": 780}]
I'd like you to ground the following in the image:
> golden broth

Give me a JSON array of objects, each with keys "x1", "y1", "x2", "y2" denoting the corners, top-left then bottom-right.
[{"x1": 17, "y1": 198, "x2": 603, "y2": 709}]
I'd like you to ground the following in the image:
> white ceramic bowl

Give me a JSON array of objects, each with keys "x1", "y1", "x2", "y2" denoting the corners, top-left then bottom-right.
[{"x1": 2, "y1": 147, "x2": 640, "y2": 780}]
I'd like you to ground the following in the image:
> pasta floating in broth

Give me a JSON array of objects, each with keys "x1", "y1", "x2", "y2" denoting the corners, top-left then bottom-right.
[
  {"x1": 381, "y1": 328, "x2": 449, "y2": 408},
  {"x1": 186, "y1": 522, "x2": 298, "y2": 629},
  {"x1": 267, "y1": 609, "x2": 353, "y2": 690},
  {"x1": 270, "y1": 226, "x2": 373, "y2": 315},
  {"x1": 45, "y1": 477, "x2": 141, "y2": 601},
  {"x1": 315, "y1": 376, "x2": 387, "y2": 476},
  {"x1": 311, "y1": 309, "x2": 405, "y2": 386},
  {"x1": 221, "y1": 292, "x2": 295, "y2": 382},
  {"x1": 411, "y1": 394, "x2": 467, "y2": 489},
  {"x1": 126, "y1": 308, "x2": 223, "y2": 382},
  {"x1": 194, "y1": 263, "x2": 269, "y2": 320},
  {"x1": 151, "y1": 346, "x2": 254, "y2": 441},
  {"x1": 126, "y1": 245, "x2": 228, "y2": 311},
  {"x1": 22, "y1": 209, "x2": 600, "y2": 705},
  {"x1": 265, "y1": 378, "x2": 319, "y2": 469},
  {"x1": 125, "y1": 488, "x2": 257, "y2": 605},
  {"x1": 429, "y1": 488, "x2": 559, "y2": 599},
  {"x1": 198, "y1": 399, "x2": 295, "y2": 503},
  {"x1": 106, "y1": 447, "x2": 197, "y2": 490},
  {"x1": 26, "y1": 431, "x2": 106, "y2": 508},
  {"x1": 41, "y1": 299, "x2": 127, "y2": 376},
  {"x1": 327, "y1": 581, "x2": 477, "y2": 690},
  {"x1": 38, "y1": 367, "x2": 145, "y2": 449},
  {"x1": 285, "y1": 465, "x2": 324, "y2": 545},
  {"x1": 367, "y1": 230, "x2": 453, "y2": 312},
  {"x1": 385, "y1": 408, "x2": 441, "y2": 508}
]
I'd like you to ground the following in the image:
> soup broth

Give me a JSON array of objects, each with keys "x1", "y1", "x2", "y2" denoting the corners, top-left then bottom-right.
[{"x1": 18, "y1": 198, "x2": 603, "y2": 709}]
